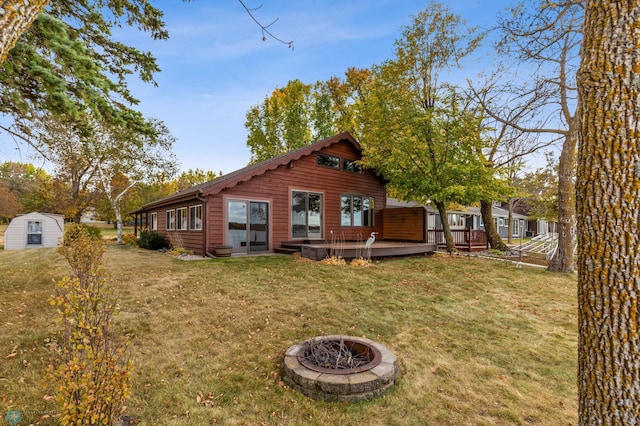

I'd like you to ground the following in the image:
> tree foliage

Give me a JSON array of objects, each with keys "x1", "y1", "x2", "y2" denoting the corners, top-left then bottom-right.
[
  {"x1": 0, "y1": 0, "x2": 168, "y2": 161},
  {"x1": 246, "y1": 79, "x2": 319, "y2": 162},
  {"x1": 357, "y1": 3, "x2": 497, "y2": 252}
]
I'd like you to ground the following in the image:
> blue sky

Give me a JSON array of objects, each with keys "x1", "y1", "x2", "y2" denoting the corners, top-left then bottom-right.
[
  {"x1": 2, "y1": 0, "x2": 522, "y2": 174},
  {"x1": 124, "y1": 0, "x2": 521, "y2": 175}
]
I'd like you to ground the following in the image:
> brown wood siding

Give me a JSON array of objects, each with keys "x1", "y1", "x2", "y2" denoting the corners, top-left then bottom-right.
[
  {"x1": 147, "y1": 201, "x2": 206, "y2": 254},
  {"x1": 382, "y1": 208, "x2": 426, "y2": 242},
  {"x1": 203, "y1": 140, "x2": 387, "y2": 252}
]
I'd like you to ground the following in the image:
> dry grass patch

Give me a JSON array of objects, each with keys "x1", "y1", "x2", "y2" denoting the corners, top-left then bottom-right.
[{"x1": 0, "y1": 247, "x2": 577, "y2": 425}]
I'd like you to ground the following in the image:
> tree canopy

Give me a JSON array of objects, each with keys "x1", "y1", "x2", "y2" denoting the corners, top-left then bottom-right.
[{"x1": 0, "y1": 1, "x2": 168, "y2": 153}]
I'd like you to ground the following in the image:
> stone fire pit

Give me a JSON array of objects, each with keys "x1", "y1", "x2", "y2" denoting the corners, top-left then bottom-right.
[{"x1": 281, "y1": 335, "x2": 400, "y2": 402}]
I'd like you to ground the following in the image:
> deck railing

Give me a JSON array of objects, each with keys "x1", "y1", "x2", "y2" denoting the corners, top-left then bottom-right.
[{"x1": 427, "y1": 229, "x2": 488, "y2": 251}]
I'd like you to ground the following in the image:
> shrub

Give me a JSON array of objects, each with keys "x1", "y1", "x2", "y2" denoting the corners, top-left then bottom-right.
[
  {"x1": 62, "y1": 223, "x2": 102, "y2": 245},
  {"x1": 49, "y1": 225, "x2": 132, "y2": 425},
  {"x1": 122, "y1": 233, "x2": 138, "y2": 246},
  {"x1": 136, "y1": 230, "x2": 167, "y2": 250}
]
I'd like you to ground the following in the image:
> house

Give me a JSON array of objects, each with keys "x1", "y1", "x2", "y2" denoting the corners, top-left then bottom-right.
[
  {"x1": 130, "y1": 132, "x2": 388, "y2": 256},
  {"x1": 385, "y1": 198, "x2": 487, "y2": 251},
  {"x1": 483, "y1": 205, "x2": 528, "y2": 240},
  {"x1": 4, "y1": 212, "x2": 64, "y2": 250}
]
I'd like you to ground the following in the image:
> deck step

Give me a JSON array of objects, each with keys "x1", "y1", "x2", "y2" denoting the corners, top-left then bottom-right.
[{"x1": 275, "y1": 247, "x2": 300, "y2": 255}]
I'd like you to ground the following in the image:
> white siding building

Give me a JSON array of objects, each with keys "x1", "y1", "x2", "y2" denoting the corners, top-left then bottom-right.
[{"x1": 4, "y1": 212, "x2": 64, "y2": 250}]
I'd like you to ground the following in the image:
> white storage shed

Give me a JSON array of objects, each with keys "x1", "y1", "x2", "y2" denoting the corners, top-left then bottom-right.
[{"x1": 4, "y1": 212, "x2": 64, "y2": 250}]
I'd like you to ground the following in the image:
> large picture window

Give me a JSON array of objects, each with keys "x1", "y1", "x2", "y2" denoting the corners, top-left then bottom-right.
[
  {"x1": 291, "y1": 191, "x2": 322, "y2": 239},
  {"x1": 340, "y1": 195, "x2": 374, "y2": 227},
  {"x1": 166, "y1": 209, "x2": 175, "y2": 230},
  {"x1": 176, "y1": 207, "x2": 187, "y2": 230},
  {"x1": 189, "y1": 204, "x2": 202, "y2": 230}
]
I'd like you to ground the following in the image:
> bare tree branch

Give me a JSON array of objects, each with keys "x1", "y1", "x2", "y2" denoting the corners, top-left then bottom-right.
[{"x1": 237, "y1": 0, "x2": 294, "y2": 50}]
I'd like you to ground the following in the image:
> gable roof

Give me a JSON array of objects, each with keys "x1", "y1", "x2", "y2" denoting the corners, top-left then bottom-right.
[{"x1": 132, "y1": 132, "x2": 362, "y2": 213}]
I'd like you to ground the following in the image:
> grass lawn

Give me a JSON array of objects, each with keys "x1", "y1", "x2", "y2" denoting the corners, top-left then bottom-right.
[{"x1": 0, "y1": 247, "x2": 578, "y2": 425}]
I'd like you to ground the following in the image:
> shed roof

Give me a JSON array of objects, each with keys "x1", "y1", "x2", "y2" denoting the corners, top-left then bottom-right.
[{"x1": 131, "y1": 132, "x2": 362, "y2": 213}]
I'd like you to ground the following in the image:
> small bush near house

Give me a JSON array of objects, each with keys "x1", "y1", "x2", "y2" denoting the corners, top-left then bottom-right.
[
  {"x1": 136, "y1": 230, "x2": 167, "y2": 250},
  {"x1": 122, "y1": 233, "x2": 138, "y2": 246}
]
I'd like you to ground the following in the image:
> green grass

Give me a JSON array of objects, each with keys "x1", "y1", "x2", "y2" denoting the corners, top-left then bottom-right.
[{"x1": 0, "y1": 248, "x2": 578, "y2": 425}]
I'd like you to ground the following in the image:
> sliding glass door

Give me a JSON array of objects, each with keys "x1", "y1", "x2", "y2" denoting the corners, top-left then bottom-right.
[
  {"x1": 291, "y1": 191, "x2": 322, "y2": 239},
  {"x1": 226, "y1": 200, "x2": 269, "y2": 253}
]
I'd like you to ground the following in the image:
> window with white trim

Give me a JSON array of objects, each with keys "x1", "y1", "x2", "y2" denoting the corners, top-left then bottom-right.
[
  {"x1": 189, "y1": 204, "x2": 202, "y2": 230},
  {"x1": 176, "y1": 207, "x2": 187, "y2": 230},
  {"x1": 27, "y1": 221, "x2": 42, "y2": 245},
  {"x1": 166, "y1": 209, "x2": 175, "y2": 230},
  {"x1": 447, "y1": 213, "x2": 465, "y2": 228}
]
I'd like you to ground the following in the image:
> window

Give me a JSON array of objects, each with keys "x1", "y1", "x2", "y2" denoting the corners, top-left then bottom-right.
[
  {"x1": 27, "y1": 221, "x2": 42, "y2": 245},
  {"x1": 343, "y1": 159, "x2": 362, "y2": 173},
  {"x1": 150, "y1": 212, "x2": 157, "y2": 230},
  {"x1": 291, "y1": 191, "x2": 322, "y2": 238},
  {"x1": 498, "y1": 217, "x2": 505, "y2": 227},
  {"x1": 317, "y1": 153, "x2": 339, "y2": 169},
  {"x1": 166, "y1": 209, "x2": 175, "y2": 230},
  {"x1": 447, "y1": 213, "x2": 465, "y2": 228},
  {"x1": 189, "y1": 205, "x2": 202, "y2": 230},
  {"x1": 341, "y1": 195, "x2": 374, "y2": 227},
  {"x1": 176, "y1": 207, "x2": 187, "y2": 230},
  {"x1": 512, "y1": 219, "x2": 523, "y2": 237}
]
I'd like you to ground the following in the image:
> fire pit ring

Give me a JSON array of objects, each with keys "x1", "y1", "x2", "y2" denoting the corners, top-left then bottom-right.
[{"x1": 281, "y1": 335, "x2": 400, "y2": 402}]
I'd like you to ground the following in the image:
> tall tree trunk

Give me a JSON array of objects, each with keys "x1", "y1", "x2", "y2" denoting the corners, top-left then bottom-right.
[
  {"x1": 547, "y1": 131, "x2": 577, "y2": 273},
  {"x1": 0, "y1": 1, "x2": 49, "y2": 64},
  {"x1": 434, "y1": 200, "x2": 455, "y2": 252},
  {"x1": 480, "y1": 199, "x2": 508, "y2": 251},
  {"x1": 576, "y1": 2, "x2": 640, "y2": 424}
]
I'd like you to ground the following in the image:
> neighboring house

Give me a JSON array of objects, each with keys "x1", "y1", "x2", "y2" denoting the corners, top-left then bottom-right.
[
  {"x1": 130, "y1": 132, "x2": 387, "y2": 256},
  {"x1": 4, "y1": 212, "x2": 64, "y2": 250},
  {"x1": 386, "y1": 198, "x2": 482, "y2": 231},
  {"x1": 485, "y1": 205, "x2": 528, "y2": 240}
]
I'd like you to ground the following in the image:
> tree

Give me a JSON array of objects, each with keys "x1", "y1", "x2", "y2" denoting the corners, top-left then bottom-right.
[
  {"x1": 357, "y1": 3, "x2": 496, "y2": 252},
  {"x1": 0, "y1": 161, "x2": 51, "y2": 213},
  {"x1": 0, "y1": 181, "x2": 22, "y2": 222},
  {"x1": 471, "y1": 1, "x2": 582, "y2": 272},
  {"x1": 174, "y1": 168, "x2": 218, "y2": 192},
  {"x1": 519, "y1": 152, "x2": 559, "y2": 225},
  {"x1": 246, "y1": 79, "x2": 334, "y2": 162},
  {"x1": 576, "y1": 2, "x2": 640, "y2": 423},
  {"x1": 0, "y1": 1, "x2": 169, "y2": 166},
  {"x1": 0, "y1": 0, "x2": 49, "y2": 64},
  {"x1": 90, "y1": 119, "x2": 178, "y2": 244}
]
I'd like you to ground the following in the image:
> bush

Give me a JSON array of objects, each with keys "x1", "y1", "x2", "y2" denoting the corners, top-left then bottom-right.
[
  {"x1": 62, "y1": 223, "x2": 102, "y2": 245},
  {"x1": 122, "y1": 233, "x2": 138, "y2": 246},
  {"x1": 136, "y1": 230, "x2": 167, "y2": 250},
  {"x1": 49, "y1": 225, "x2": 132, "y2": 425}
]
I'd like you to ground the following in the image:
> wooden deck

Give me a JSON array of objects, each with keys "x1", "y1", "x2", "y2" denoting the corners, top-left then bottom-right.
[{"x1": 279, "y1": 241, "x2": 438, "y2": 261}]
